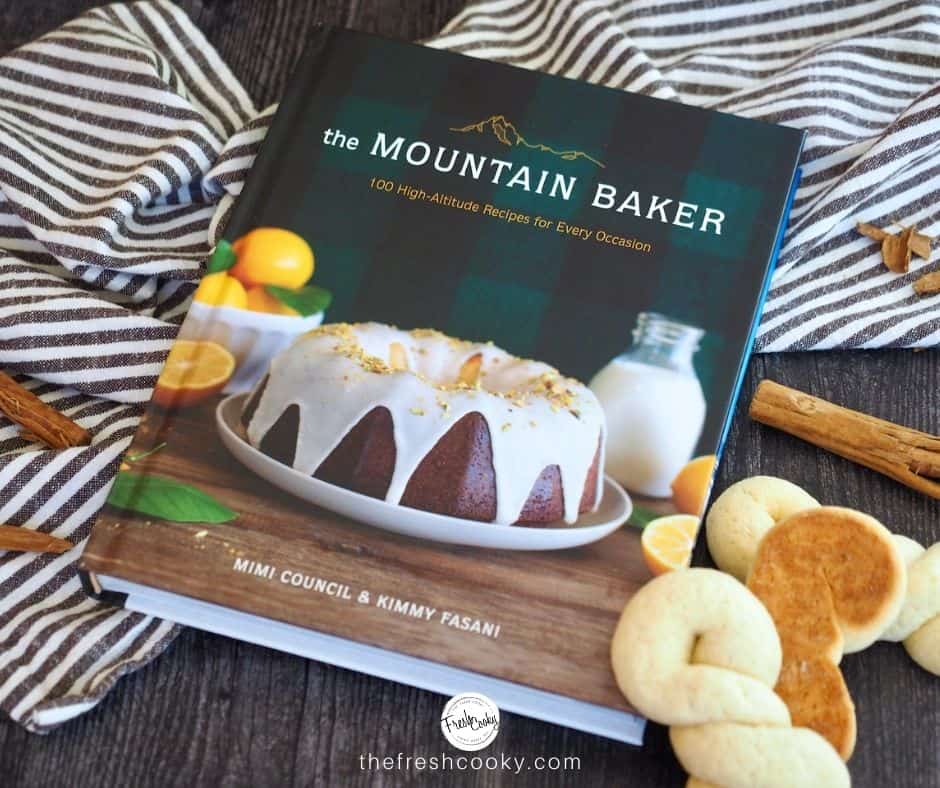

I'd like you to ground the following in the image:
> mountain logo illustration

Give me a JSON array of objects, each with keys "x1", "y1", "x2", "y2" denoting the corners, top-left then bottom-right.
[{"x1": 449, "y1": 114, "x2": 604, "y2": 168}]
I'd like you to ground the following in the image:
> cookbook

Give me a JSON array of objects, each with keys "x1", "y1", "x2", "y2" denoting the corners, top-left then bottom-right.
[{"x1": 80, "y1": 27, "x2": 804, "y2": 743}]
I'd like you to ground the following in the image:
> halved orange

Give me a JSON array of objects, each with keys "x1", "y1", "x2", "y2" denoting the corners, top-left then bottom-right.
[
  {"x1": 152, "y1": 340, "x2": 235, "y2": 409},
  {"x1": 641, "y1": 514, "x2": 700, "y2": 576},
  {"x1": 670, "y1": 454, "x2": 717, "y2": 516}
]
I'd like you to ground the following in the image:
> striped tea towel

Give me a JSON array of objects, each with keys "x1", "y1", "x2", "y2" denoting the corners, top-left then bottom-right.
[{"x1": 1, "y1": 0, "x2": 938, "y2": 732}]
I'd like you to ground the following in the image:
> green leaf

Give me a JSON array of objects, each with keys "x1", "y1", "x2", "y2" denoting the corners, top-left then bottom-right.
[
  {"x1": 627, "y1": 505, "x2": 661, "y2": 530},
  {"x1": 107, "y1": 471, "x2": 237, "y2": 524},
  {"x1": 266, "y1": 284, "x2": 333, "y2": 317},
  {"x1": 206, "y1": 239, "x2": 237, "y2": 273}
]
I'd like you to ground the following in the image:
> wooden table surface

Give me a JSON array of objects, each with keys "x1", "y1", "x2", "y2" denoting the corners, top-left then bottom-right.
[
  {"x1": 1, "y1": 3, "x2": 938, "y2": 787},
  {"x1": 83, "y1": 392, "x2": 656, "y2": 715}
]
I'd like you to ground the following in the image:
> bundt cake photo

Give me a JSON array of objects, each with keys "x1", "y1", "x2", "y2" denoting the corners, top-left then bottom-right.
[{"x1": 240, "y1": 323, "x2": 606, "y2": 526}]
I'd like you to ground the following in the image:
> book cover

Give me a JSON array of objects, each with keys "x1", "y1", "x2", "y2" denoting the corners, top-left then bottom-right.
[{"x1": 80, "y1": 27, "x2": 804, "y2": 736}]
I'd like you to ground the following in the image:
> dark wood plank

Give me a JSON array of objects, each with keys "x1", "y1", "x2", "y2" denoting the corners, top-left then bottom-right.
[{"x1": 1, "y1": 3, "x2": 938, "y2": 787}]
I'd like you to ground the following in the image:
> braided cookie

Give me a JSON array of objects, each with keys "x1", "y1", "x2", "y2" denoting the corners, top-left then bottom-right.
[
  {"x1": 705, "y1": 477, "x2": 819, "y2": 581},
  {"x1": 882, "y1": 535, "x2": 940, "y2": 675},
  {"x1": 611, "y1": 569, "x2": 848, "y2": 788},
  {"x1": 747, "y1": 508, "x2": 906, "y2": 760}
]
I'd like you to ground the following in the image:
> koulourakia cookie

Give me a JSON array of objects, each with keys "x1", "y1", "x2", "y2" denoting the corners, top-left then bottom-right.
[
  {"x1": 747, "y1": 507, "x2": 906, "y2": 759},
  {"x1": 611, "y1": 568, "x2": 848, "y2": 787},
  {"x1": 881, "y1": 535, "x2": 940, "y2": 676},
  {"x1": 705, "y1": 476, "x2": 819, "y2": 581}
]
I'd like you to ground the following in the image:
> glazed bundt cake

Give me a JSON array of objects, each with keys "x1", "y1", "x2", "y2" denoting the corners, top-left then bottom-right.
[{"x1": 241, "y1": 323, "x2": 605, "y2": 525}]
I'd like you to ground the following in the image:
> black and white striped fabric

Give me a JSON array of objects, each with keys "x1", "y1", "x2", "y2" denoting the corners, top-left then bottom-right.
[{"x1": 1, "y1": 0, "x2": 937, "y2": 732}]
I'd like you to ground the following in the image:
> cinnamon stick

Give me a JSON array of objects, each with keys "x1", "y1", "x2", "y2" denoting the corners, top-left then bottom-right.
[
  {"x1": 750, "y1": 380, "x2": 940, "y2": 500},
  {"x1": 0, "y1": 525, "x2": 73, "y2": 554},
  {"x1": 0, "y1": 371, "x2": 90, "y2": 448}
]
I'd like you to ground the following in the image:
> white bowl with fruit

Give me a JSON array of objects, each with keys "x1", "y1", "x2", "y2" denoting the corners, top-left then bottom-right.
[{"x1": 179, "y1": 228, "x2": 332, "y2": 393}]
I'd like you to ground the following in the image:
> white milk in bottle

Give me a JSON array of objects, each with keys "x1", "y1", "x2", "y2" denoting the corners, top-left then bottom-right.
[{"x1": 589, "y1": 313, "x2": 706, "y2": 497}]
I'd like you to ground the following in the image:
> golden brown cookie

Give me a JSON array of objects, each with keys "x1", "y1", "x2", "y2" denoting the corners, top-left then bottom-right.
[{"x1": 747, "y1": 506, "x2": 906, "y2": 759}]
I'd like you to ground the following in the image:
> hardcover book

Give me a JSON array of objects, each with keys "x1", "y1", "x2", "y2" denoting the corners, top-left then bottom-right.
[{"x1": 80, "y1": 27, "x2": 804, "y2": 743}]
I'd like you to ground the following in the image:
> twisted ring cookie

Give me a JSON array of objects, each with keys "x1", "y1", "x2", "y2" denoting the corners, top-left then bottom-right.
[
  {"x1": 747, "y1": 507, "x2": 906, "y2": 760},
  {"x1": 611, "y1": 569, "x2": 848, "y2": 788},
  {"x1": 882, "y1": 535, "x2": 940, "y2": 675},
  {"x1": 705, "y1": 476, "x2": 819, "y2": 581}
]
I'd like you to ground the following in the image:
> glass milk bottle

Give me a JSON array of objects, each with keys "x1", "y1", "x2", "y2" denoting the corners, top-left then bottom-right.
[{"x1": 589, "y1": 313, "x2": 706, "y2": 497}]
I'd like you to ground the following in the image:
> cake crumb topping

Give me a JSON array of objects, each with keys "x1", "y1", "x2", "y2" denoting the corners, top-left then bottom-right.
[{"x1": 303, "y1": 323, "x2": 588, "y2": 412}]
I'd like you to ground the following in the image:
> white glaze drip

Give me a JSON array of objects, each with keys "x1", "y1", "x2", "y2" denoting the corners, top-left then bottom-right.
[{"x1": 245, "y1": 323, "x2": 605, "y2": 525}]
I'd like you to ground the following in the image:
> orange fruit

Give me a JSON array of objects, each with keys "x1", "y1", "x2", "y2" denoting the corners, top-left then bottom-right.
[
  {"x1": 244, "y1": 285, "x2": 299, "y2": 316},
  {"x1": 670, "y1": 454, "x2": 717, "y2": 516},
  {"x1": 229, "y1": 228, "x2": 314, "y2": 289},
  {"x1": 641, "y1": 514, "x2": 700, "y2": 576},
  {"x1": 152, "y1": 340, "x2": 235, "y2": 409},
  {"x1": 193, "y1": 271, "x2": 247, "y2": 309}
]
